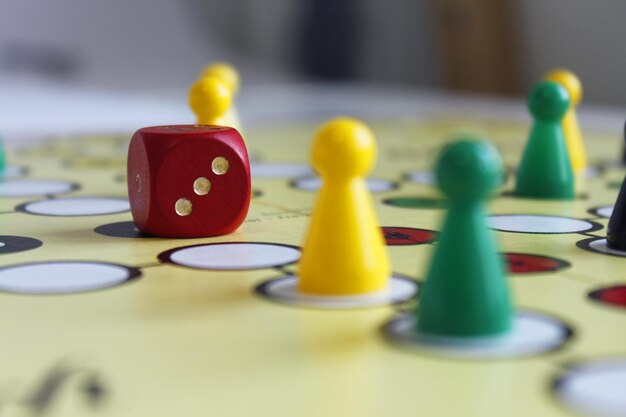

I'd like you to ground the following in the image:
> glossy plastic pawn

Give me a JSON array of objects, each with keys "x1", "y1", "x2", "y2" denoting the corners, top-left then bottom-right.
[
  {"x1": 202, "y1": 62, "x2": 240, "y2": 96},
  {"x1": 188, "y1": 76, "x2": 232, "y2": 126},
  {"x1": 0, "y1": 138, "x2": 5, "y2": 175},
  {"x1": 607, "y1": 121, "x2": 626, "y2": 250},
  {"x1": 515, "y1": 81, "x2": 574, "y2": 199},
  {"x1": 417, "y1": 140, "x2": 512, "y2": 337},
  {"x1": 298, "y1": 117, "x2": 390, "y2": 296},
  {"x1": 545, "y1": 69, "x2": 586, "y2": 174},
  {"x1": 201, "y1": 62, "x2": 242, "y2": 132}
]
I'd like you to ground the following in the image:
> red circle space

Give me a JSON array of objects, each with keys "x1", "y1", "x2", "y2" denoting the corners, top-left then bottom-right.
[
  {"x1": 382, "y1": 227, "x2": 437, "y2": 246},
  {"x1": 589, "y1": 286, "x2": 626, "y2": 308},
  {"x1": 505, "y1": 253, "x2": 569, "y2": 274}
]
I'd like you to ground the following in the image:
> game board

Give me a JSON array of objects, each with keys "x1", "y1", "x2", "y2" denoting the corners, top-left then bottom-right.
[{"x1": 0, "y1": 114, "x2": 624, "y2": 417}]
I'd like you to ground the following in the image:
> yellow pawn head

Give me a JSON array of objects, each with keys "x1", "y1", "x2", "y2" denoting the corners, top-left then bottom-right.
[
  {"x1": 202, "y1": 62, "x2": 240, "y2": 95},
  {"x1": 545, "y1": 69, "x2": 582, "y2": 106},
  {"x1": 188, "y1": 76, "x2": 232, "y2": 125},
  {"x1": 312, "y1": 117, "x2": 376, "y2": 180}
]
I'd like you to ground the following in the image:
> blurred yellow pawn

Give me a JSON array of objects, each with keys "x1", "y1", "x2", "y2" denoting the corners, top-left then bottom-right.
[
  {"x1": 202, "y1": 62, "x2": 240, "y2": 94},
  {"x1": 298, "y1": 117, "x2": 390, "y2": 296},
  {"x1": 545, "y1": 69, "x2": 587, "y2": 174},
  {"x1": 188, "y1": 76, "x2": 232, "y2": 126},
  {"x1": 201, "y1": 62, "x2": 242, "y2": 132}
]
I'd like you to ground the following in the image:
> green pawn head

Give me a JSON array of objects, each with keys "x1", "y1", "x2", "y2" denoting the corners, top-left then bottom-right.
[
  {"x1": 436, "y1": 140, "x2": 503, "y2": 202},
  {"x1": 528, "y1": 81, "x2": 570, "y2": 122}
]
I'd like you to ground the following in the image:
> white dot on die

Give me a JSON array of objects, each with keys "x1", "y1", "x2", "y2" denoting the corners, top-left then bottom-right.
[
  {"x1": 21, "y1": 197, "x2": 130, "y2": 216},
  {"x1": 175, "y1": 198, "x2": 192, "y2": 216},
  {"x1": 193, "y1": 177, "x2": 211, "y2": 195},
  {"x1": 212, "y1": 156, "x2": 230, "y2": 175}
]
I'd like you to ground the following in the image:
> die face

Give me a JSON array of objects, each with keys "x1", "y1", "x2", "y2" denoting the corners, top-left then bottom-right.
[
  {"x1": 156, "y1": 136, "x2": 250, "y2": 237},
  {"x1": 127, "y1": 125, "x2": 251, "y2": 238}
]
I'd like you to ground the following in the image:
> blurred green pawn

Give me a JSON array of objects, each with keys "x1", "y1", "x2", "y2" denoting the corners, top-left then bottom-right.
[
  {"x1": 0, "y1": 136, "x2": 5, "y2": 176},
  {"x1": 515, "y1": 81, "x2": 574, "y2": 199},
  {"x1": 417, "y1": 140, "x2": 513, "y2": 337}
]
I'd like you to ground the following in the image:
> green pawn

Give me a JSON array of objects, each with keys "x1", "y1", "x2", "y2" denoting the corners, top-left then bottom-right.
[
  {"x1": 0, "y1": 137, "x2": 5, "y2": 176},
  {"x1": 417, "y1": 140, "x2": 512, "y2": 337},
  {"x1": 515, "y1": 81, "x2": 574, "y2": 199}
]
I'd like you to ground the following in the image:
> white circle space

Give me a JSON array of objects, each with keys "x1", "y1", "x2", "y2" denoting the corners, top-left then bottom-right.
[
  {"x1": 584, "y1": 165, "x2": 602, "y2": 180},
  {"x1": 257, "y1": 275, "x2": 417, "y2": 309},
  {"x1": 0, "y1": 262, "x2": 135, "y2": 294},
  {"x1": 2, "y1": 166, "x2": 27, "y2": 178},
  {"x1": 251, "y1": 163, "x2": 313, "y2": 178},
  {"x1": 292, "y1": 177, "x2": 396, "y2": 192},
  {"x1": 557, "y1": 359, "x2": 626, "y2": 417},
  {"x1": 22, "y1": 197, "x2": 130, "y2": 216},
  {"x1": 488, "y1": 215, "x2": 595, "y2": 234},
  {"x1": 406, "y1": 170, "x2": 435, "y2": 185},
  {"x1": 595, "y1": 206, "x2": 614, "y2": 219},
  {"x1": 587, "y1": 239, "x2": 626, "y2": 257},
  {"x1": 0, "y1": 179, "x2": 76, "y2": 197},
  {"x1": 166, "y1": 243, "x2": 301, "y2": 270},
  {"x1": 384, "y1": 311, "x2": 569, "y2": 359}
]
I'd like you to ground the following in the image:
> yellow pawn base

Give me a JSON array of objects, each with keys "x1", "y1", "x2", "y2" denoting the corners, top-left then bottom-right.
[{"x1": 257, "y1": 274, "x2": 417, "y2": 309}]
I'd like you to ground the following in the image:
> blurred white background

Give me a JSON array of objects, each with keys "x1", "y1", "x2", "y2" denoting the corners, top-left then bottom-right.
[{"x1": 0, "y1": 0, "x2": 624, "y2": 136}]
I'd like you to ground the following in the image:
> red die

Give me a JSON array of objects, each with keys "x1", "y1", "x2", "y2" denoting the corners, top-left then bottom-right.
[{"x1": 127, "y1": 125, "x2": 251, "y2": 238}]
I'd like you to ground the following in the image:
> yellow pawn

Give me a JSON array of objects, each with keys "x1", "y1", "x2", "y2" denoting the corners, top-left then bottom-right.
[
  {"x1": 188, "y1": 76, "x2": 232, "y2": 126},
  {"x1": 201, "y1": 62, "x2": 242, "y2": 132},
  {"x1": 545, "y1": 69, "x2": 587, "y2": 174},
  {"x1": 202, "y1": 62, "x2": 240, "y2": 94},
  {"x1": 298, "y1": 117, "x2": 390, "y2": 296}
]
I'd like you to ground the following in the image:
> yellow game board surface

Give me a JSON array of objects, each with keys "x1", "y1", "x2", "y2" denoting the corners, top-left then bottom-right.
[{"x1": 0, "y1": 115, "x2": 624, "y2": 417}]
